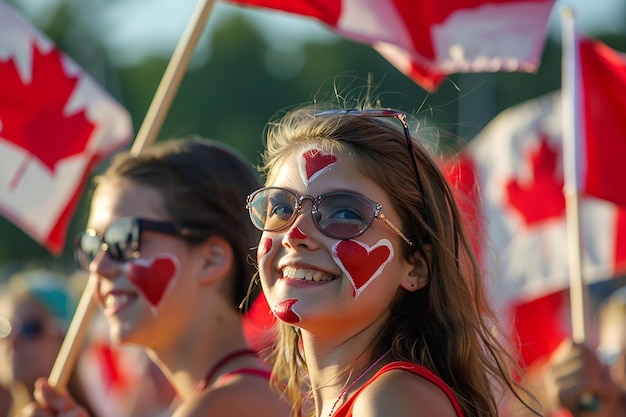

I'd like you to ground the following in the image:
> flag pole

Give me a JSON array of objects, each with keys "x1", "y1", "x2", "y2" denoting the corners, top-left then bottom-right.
[
  {"x1": 131, "y1": 0, "x2": 218, "y2": 155},
  {"x1": 561, "y1": 7, "x2": 590, "y2": 344},
  {"x1": 48, "y1": 0, "x2": 219, "y2": 389}
]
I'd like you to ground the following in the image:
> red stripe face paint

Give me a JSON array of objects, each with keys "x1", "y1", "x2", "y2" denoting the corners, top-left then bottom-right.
[
  {"x1": 258, "y1": 237, "x2": 273, "y2": 266},
  {"x1": 298, "y1": 148, "x2": 338, "y2": 185},
  {"x1": 127, "y1": 255, "x2": 179, "y2": 308},
  {"x1": 332, "y1": 239, "x2": 393, "y2": 298},
  {"x1": 287, "y1": 227, "x2": 307, "y2": 240},
  {"x1": 274, "y1": 299, "x2": 301, "y2": 324}
]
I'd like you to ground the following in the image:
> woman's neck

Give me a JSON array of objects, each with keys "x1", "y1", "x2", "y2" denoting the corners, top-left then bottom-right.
[
  {"x1": 148, "y1": 312, "x2": 250, "y2": 399},
  {"x1": 301, "y1": 333, "x2": 388, "y2": 417}
]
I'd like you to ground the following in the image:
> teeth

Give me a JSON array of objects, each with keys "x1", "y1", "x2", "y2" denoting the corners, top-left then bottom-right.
[
  {"x1": 283, "y1": 267, "x2": 335, "y2": 282},
  {"x1": 104, "y1": 293, "x2": 130, "y2": 309}
]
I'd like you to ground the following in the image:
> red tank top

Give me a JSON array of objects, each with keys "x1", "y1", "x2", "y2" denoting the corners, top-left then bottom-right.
[{"x1": 332, "y1": 361, "x2": 464, "y2": 417}]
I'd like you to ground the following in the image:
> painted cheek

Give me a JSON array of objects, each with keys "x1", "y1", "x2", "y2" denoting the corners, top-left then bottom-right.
[
  {"x1": 332, "y1": 239, "x2": 394, "y2": 299},
  {"x1": 127, "y1": 255, "x2": 179, "y2": 308},
  {"x1": 273, "y1": 299, "x2": 301, "y2": 324},
  {"x1": 297, "y1": 148, "x2": 338, "y2": 185},
  {"x1": 287, "y1": 227, "x2": 307, "y2": 240}
]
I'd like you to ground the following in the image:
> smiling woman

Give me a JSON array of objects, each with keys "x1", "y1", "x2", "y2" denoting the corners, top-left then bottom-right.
[{"x1": 19, "y1": 138, "x2": 290, "y2": 417}]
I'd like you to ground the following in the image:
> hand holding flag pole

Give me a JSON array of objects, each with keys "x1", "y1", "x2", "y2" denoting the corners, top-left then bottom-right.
[{"x1": 47, "y1": 0, "x2": 219, "y2": 390}]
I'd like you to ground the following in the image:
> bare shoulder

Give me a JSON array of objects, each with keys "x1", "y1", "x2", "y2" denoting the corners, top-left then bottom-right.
[
  {"x1": 353, "y1": 368, "x2": 460, "y2": 417},
  {"x1": 172, "y1": 375, "x2": 290, "y2": 417}
]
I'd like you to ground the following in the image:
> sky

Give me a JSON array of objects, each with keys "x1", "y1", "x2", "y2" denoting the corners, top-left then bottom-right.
[{"x1": 14, "y1": 0, "x2": 626, "y2": 67}]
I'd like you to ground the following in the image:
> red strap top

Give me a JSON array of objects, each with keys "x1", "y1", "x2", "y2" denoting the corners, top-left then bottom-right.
[
  {"x1": 332, "y1": 361, "x2": 464, "y2": 417},
  {"x1": 214, "y1": 368, "x2": 272, "y2": 386}
]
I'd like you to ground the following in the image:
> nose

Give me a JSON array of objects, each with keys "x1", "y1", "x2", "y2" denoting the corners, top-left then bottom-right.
[
  {"x1": 90, "y1": 246, "x2": 122, "y2": 281},
  {"x1": 282, "y1": 199, "x2": 320, "y2": 250}
]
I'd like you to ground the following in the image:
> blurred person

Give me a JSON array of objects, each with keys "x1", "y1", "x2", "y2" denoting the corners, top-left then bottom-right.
[
  {"x1": 544, "y1": 286, "x2": 626, "y2": 417},
  {"x1": 19, "y1": 138, "x2": 290, "y2": 417},
  {"x1": 0, "y1": 269, "x2": 96, "y2": 417}
]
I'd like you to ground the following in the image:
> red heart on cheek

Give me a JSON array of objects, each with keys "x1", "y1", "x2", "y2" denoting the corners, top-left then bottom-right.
[
  {"x1": 300, "y1": 149, "x2": 338, "y2": 182},
  {"x1": 128, "y1": 256, "x2": 178, "y2": 307},
  {"x1": 332, "y1": 239, "x2": 393, "y2": 298}
]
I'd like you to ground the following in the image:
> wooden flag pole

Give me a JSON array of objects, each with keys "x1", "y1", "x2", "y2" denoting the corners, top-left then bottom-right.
[
  {"x1": 131, "y1": 0, "x2": 218, "y2": 155},
  {"x1": 561, "y1": 7, "x2": 591, "y2": 345},
  {"x1": 48, "y1": 0, "x2": 218, "y2": 389}
]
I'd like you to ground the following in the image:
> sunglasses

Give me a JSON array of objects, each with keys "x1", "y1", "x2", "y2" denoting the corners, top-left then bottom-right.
[
  {"x1": 0, "y1": 316, "x2": 60, "y2": 340},
  {"x1": 246, "y1": 187, "x2": 413, "y2": 245},
  {"x1": 74, "y1": 217, "x2": 211, "y2": 271},
  {"x1": 314, "y1": 109, "x2": 422, "y2": 191}
]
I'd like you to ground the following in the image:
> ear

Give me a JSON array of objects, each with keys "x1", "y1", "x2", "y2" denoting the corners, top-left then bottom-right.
[
  {"x1": 195, "y1": 236, "x2": 234, "y2": 285},
  {"x1": 400, "y1": 245, "x2": 431, "y2": 292}
]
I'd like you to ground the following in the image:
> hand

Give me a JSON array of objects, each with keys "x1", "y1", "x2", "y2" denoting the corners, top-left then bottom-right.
[
  {"x1": 544, "y1": 340, "x2": 625, "y2": 417},
  {"x1": 18, "y1": 378, "x2": 90, "y2": 417}
]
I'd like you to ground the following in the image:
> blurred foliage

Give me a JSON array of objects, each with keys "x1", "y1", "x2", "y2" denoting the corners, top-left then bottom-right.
[{"x1": 1, "y1": 1, "x2": 626, "y2": 275}]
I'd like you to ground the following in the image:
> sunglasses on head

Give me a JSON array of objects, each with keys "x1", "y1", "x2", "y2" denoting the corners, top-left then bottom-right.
[
  {"x1": 74, "y1": 217, "x2": 211, "y2": 271},
  {"x1": 314, "y1": 109, "x2": 422, "y2": 191},
  {"x1": 0, "y1": 316, "x2": 60, "y2": 340},
  {"x1": 246, "y1": 187, "x2": 413, "y2": 246}
]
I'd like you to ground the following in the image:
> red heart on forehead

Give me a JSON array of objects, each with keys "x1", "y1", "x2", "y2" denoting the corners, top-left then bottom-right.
[
  {"x1": 301, "y1": 149, "x2": 337, "y2": 182},
  {"x1": 128, "y1": 256, "x2": 177, "y2": 307},
  {"x1": 333, "y1": 239, "x2": 393, "y2": 298}
]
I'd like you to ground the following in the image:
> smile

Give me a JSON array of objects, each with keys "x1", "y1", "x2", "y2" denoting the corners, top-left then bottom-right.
[{"x1": 282, "y1": 266, "x2": 337, "y2": 282}]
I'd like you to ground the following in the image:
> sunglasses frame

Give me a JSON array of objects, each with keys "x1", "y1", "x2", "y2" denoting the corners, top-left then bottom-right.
[
  {"x1": 74, "y1": 217, "x2": 211, "y2": 270},
  {"x1": 314, "y1": 109, "x2": 421, "y2": 191},
  {"x1": 246, "y1": 187, "x2": 412, "y2": 246},
  {"x1": 0, "y1": 316, "x2": 62, "y2": 340}
]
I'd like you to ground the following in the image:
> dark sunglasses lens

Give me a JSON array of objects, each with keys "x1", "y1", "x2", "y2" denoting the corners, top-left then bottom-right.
[
  {"x1": 315, "y1": 194, "x2": 375, "y2": 239},
  {"x1": 20, "y1": 319, "x2": 44, "y2": 339},
  {"x1": 250, "y1": 189, "x2": 298, "y2": 231},
  {"x1": 76, "y1": 231, "x2": 102, "y2": 270},
  {"x1": 103, "y1": 218, "x2": 139, "y2": 261}
]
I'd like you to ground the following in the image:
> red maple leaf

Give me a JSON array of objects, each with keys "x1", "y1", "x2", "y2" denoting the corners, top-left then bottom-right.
[
  {"x1": 0, "y1": 43, "x2": 95, "y2": 188},
  {"x1": 506, "y1": 135, "x2": 565, "y2": 225}
]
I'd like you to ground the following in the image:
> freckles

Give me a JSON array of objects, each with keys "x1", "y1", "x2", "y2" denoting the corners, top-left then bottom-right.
[
  {"x1": 332, "y1": 239, "x2": 394, "y2": 299},
  {"x1": 297, "y1": 147, "x2": 339, "y2": 185},
  {"x1": 126, "y1": 255, "x2": 179, "y2": 310},
  {"x1": 273, "y1": 299, "x2": 301, "y2": 324},
  {"x1": 287, "y1": 227, "x2": 307, "y2": 240}
]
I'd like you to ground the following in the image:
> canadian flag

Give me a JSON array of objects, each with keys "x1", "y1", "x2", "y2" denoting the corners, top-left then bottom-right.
[
  {"x1": 227, "y1": 0, "x2": 556, "y2": 91},
  {"x1": 444, "y1": 91, "x2": 626, "y2": 366},
  {"x1": 0, "y1": 3, "x2": 133, "y2": 254},
  {"x1": 578, "y1": 38, "x2": 626, "y2": 207}
]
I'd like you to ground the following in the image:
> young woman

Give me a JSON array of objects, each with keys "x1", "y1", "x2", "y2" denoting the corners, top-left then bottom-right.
[
  {"x1": 22, "y1": 138, "x2": 290, "y2": 417},
  {"x1": 245, "y1": 105, "x2": 540, "y2": 417}
]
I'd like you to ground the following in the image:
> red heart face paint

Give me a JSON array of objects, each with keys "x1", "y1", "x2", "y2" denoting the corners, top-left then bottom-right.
[
  {"x1": 128, "y1": 255, "x2": 178, "y2": 308},
  {"x1": 298, "y1": 148, "x2": 338, "y2": 185},
  {"x1": 274, "y1": 299, "x2": 301, "y2": 324},
  {"x1": 332, "y1": 239, "x2": 393, "y2": 298},
  {"x1": 258, "y1": 237, "x2": 273, "y2": 265},
  {"x1": 287, "y1": 227, "x2": 307, "y2": 240}
]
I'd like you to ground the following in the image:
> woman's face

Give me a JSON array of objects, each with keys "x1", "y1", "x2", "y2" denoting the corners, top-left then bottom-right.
[
  {"x1": 257, "y1": 147, "x2": 421, "y2": 340},
  {"x1": 86, "y1": 178, "x2": 201, "y2": 347},
  {"x1": 0, "y1": 295, "x2": 64, "y2": 390}
]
